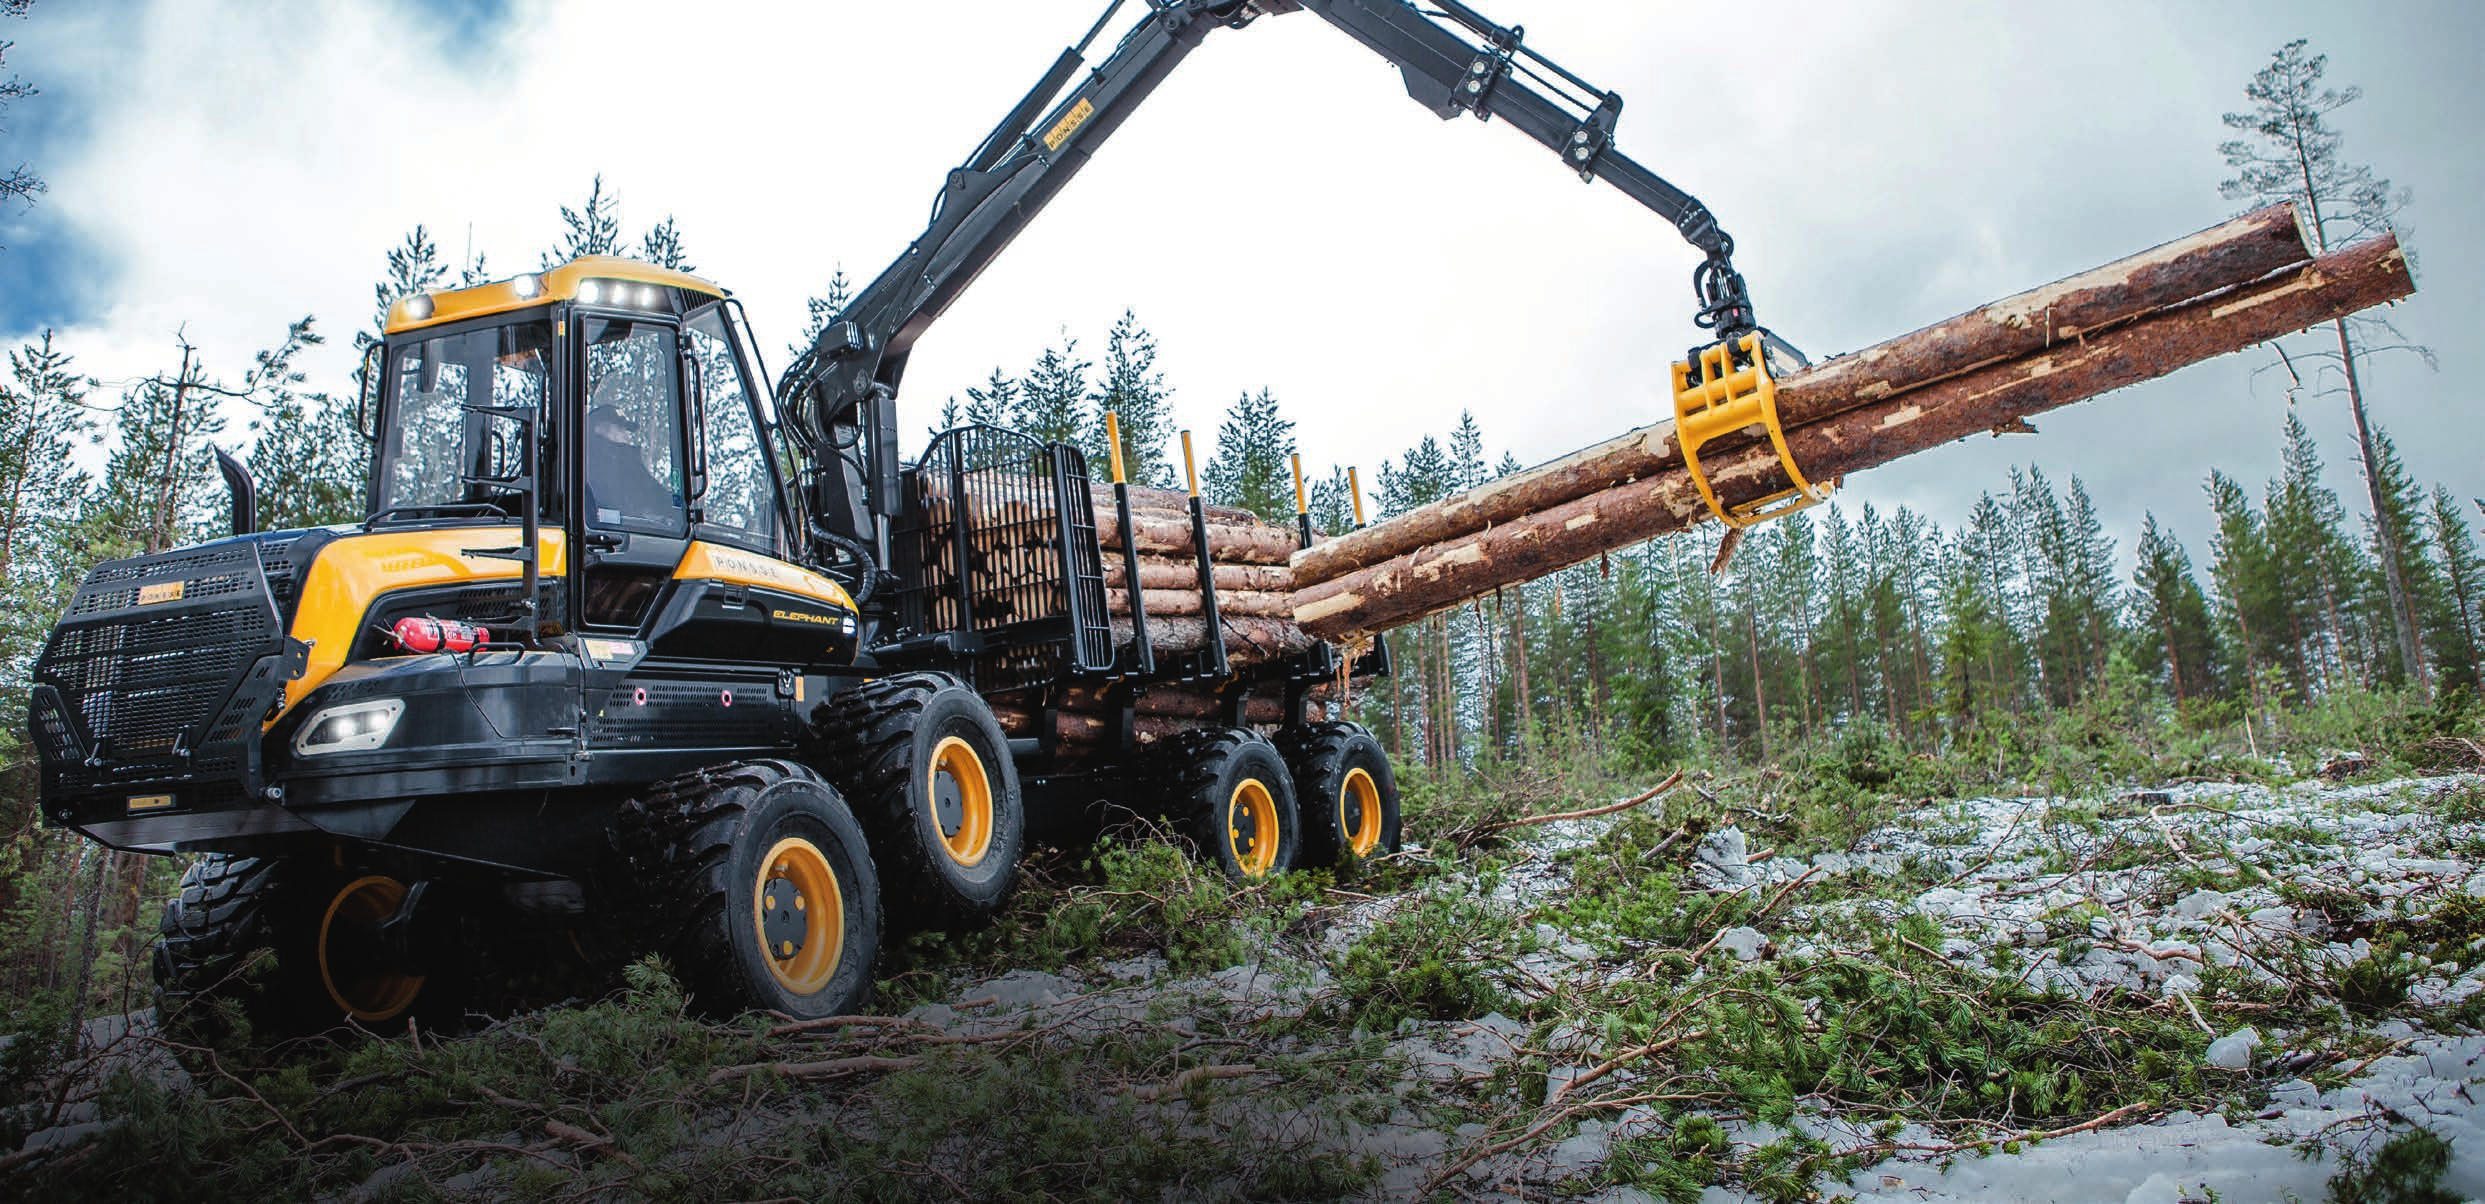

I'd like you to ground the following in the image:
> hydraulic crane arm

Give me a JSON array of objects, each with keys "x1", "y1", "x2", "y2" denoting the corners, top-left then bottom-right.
[{"x1": 779, "y1": 0, "x2": 1783, "y2": 559}]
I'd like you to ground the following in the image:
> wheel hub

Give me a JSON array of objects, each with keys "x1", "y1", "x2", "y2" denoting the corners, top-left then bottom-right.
[
  {"x1": 760, "y1": 875, "x2": 809, "y2": 959},
  {"x1": 933, "y1": 771, "x2": 966, "y2": 840}
]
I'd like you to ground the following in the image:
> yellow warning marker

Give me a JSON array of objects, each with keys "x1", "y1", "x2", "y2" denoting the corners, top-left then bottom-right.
[{"x1": 1105, "y1": 411, "x2": 1128, "y2": 485}]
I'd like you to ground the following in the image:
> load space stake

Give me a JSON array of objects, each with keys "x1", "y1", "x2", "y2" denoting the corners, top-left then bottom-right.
[{"x1": 1671, "y1": 332, "x2": 1833, "y2": 530}]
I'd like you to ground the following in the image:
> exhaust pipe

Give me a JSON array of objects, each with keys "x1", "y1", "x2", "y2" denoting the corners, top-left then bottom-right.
[{"x1": 211, "y1": 445, "x2": 255, "y2": 536}]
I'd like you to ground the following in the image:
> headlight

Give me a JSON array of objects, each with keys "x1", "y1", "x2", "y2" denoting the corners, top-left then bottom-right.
[{"x1": 294, "y1": 698, "x2": 405, "y2": 756}]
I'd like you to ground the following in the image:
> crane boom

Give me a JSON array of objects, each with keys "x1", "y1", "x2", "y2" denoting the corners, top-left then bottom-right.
[{"x1": 779, "y1": 0, "x2": 1778, "y2": 562}]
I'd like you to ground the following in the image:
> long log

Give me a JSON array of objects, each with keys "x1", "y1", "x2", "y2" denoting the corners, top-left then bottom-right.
[
  {"x1": 1294, "y1": 235, "x2": 2411, "y2": 642},
  {"x1": 1290, "y1": 203, "x2": 2314, "y2": 586},
  {"x1": 1107, "y1": 588, "x2": 1293, "y2": 618},
  {"x1": 1095, "y1": 510, "x2": 1300, "y2": 566},
  {"x1": 1101, "y1": 554, "x2": 1294, "y2": 593},
  {"x1": 1088, "y1": 483, "x2": 1263, "y2": 526}
]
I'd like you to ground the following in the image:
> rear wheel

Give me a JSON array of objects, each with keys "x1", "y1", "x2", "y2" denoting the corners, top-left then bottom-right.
[
  {"x1": 608, "y1": 760, "x2": 880, "y2": 1020},
  {"x1": 806, "y1": 673, "x2": 1023, "y2": 929},
  {"x1": 1280, "y1": 722, "x2": 1402, "y2": 871},
  {"x1": 1155, "y1": 728, "x2": 1299, "y2": 881}
]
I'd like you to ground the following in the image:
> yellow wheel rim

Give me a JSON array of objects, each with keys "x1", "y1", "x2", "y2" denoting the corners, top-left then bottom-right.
[
  {"x1": 1227, "y1": 778, "x2": 1281, "y2": 878},
  {"x1": 1340, "y1": 767, "x2": 1384, "y2": 857},
  {"x1": 754, "y1": 836, "x2": 845, "y2": 995},
  {"x1": 928, "y1": 735, "x2": 995, "y2": 867},
  {"x1": 316, "y1": 876, "x2": 425, "y2": 1023}
]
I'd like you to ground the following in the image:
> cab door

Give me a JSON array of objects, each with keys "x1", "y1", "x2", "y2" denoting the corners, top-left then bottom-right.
[{"x1": 574, "y1": 311, "x2": 691, "y2": 632}]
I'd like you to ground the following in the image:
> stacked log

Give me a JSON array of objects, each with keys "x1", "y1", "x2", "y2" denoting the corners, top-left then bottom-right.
[
  {"x1": 1290, "y1": 210, "x2": 2419, "y2": 643},
  {"x1": 986, "y1": 680, "x2": 1363, "y2": 755},
  {"x1": 916, "y1": 469, "x2": 1320, "y2": 667}
]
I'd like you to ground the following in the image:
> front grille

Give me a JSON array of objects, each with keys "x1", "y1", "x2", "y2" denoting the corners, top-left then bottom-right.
[{"x1": 32, "y1": 542, "x2": 290, "y2": 806}]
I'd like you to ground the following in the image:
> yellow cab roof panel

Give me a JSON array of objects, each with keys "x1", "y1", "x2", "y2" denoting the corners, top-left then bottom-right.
[{"x1": 384, "y1": 255, "x2": 728, "y2": 335}]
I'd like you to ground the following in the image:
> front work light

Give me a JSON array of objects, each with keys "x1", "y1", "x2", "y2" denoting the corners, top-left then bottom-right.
[
  {"x1": 402, "y1": 294, "x2": 435, "y2": 322},
  {"x1": 512, "y1": 273, "x2": 544, "y2": 299},
  {"x1": 294, "y1": 698, "x2": 405, "y2": 756}
]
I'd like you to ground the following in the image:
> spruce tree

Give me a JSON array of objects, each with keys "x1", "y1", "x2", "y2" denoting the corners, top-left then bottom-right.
[
  {"x1": 638, "y1": 216, "x2": 693, "y2": 272},
  {"x1": 1203, "y1": 388, "x2": 1297, "y2": 521},
  {"x1": 244, "y1": 318, "x2": 364, "y2": 530},
  {"x1": 0, "y1": 331, "x2": 90, "y2": 681},
  {"x1": 545, "y1": 174, "x2": 623, "y2": 266},
  {"x1": 1090, "y1": 310, "x2": 1176, "y2": 488},
  {"x1": 2424, "y1": 485, "x2": 2482, "y2": 691},
  {"x1": 792, "y1": 267, "x2": 854, "y2": 366},
  {"x1": 2132, "y1": 514, "x2": 2225, "y2": 704},
  {"x1": 2363, "y1": 428, "x2": 2443, "y2": 686},
  {"x1": 1012, "y1": 333, "x2": 1091, "y2": 451}
]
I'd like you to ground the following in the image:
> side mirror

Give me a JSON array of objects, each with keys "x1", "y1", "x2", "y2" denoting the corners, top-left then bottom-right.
[{"x1": 355, "y1": 342, "x2": 384, "y2": 442}]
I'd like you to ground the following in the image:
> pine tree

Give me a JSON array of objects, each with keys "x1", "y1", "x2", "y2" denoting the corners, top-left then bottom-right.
[
  {"x1": 959, "y1": 368, "x2": 1015, "y2": 429},
  {"x1": 360, "y1": 226, "x2": 449, "y2": 360},
  {"x1": 1203, "y1": 388, "x2": 1296, "y2": 521},
  {"x1": 1090, "y1": 310, "x2": 1176, "y2": 488},
  {"x1": 0, "y1": 331, "x2": 88, "y2": 581},
  {"x1": 545, "y1": 174, "x2": 623, "y2": 267},
  {"x1": 2222, "y1": 39, "x2": 2430, "y2": 683}
]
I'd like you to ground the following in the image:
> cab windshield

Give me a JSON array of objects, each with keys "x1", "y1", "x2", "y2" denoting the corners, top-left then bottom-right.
[{"x1": 377, "y1": 319, "x2": 556, "y2": 520}]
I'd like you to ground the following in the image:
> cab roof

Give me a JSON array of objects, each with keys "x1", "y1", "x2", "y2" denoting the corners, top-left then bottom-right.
[{"x1": 383, "y1": 255, "x2": 728, "y2": 335}]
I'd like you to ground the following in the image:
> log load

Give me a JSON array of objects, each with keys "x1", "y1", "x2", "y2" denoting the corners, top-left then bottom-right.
[
  {"x1": 987, "y1": 680, "x2": 1360, "y2": 752},
  {"x1": 1290, "y1": 204, "x2": 2315, "y2": 588},
  {"x1": 1293, "y1": 230, "x2": 2414, "y2": 643}
]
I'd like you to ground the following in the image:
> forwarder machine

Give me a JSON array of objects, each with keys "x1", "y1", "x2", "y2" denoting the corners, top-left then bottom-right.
[{"x1": 30, "y1": 0, "x2": 1793, "y2": 1030}]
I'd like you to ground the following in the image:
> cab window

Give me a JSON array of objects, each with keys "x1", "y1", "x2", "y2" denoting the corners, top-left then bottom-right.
[
  {"x1": 582, "y1": 318, "x2": 685, "y2": 537},
  {"x1": 685, "y1": 307, "x2": 779, "y2": 545}
]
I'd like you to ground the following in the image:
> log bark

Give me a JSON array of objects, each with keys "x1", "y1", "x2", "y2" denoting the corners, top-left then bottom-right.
[
  {"x1": 1290, "y1": 203, "x2": 2314, "y2": 586},
  {"x1": 1294, "y1": 235, "x2": 2411, "y2": 642},
  {"x1": 1107, "y1": 588, "x2": 1293, "y2": 618},
  {"x1": 1088, "y1": 483, "x2": 1263, "y2": 527},
  {"x1": 1101, "y1": 554, "x2": 1294, "y2": 593},
  {"x1": 1095, "y1": 511, "x2": 1300, "y2": 565},
  {"x1": 1112, "y1": 614, "x2": 1316, "y2": 662}
]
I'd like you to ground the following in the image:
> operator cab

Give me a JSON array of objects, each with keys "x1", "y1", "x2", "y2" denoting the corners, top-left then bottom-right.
[{"x1": 370, "y1": 256, "x2": 847, "y2": 642}]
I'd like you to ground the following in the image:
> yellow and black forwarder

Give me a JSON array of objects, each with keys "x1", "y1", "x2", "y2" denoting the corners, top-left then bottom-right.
[{"x1": 30, "y1": 0, "x2": 1790, "y2": 1031}]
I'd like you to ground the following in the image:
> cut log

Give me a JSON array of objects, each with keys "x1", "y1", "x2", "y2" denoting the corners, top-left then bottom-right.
[
  {"x1": 1088, "y1": 483, "x2": 1263, "y2": 527},
  {"x1": 1293, "y1": 235, "x2": 2412, "y2": 642},
  {"x1": 1096, "y1": 511, "x2": 1300, "y2": 565},
  {"x1": 1112, "y1": 614, "x2": 1316, "y2": 662},
  {"x1": 1101, "y1": 554, "x2": 1294, "y2": 594},
  {"x1": 1290, "y1": 203, "x2": 2315, "y2": 586},
  {"x1": 1107, "y1": 588, "x2": 1293, "y2": 618}
]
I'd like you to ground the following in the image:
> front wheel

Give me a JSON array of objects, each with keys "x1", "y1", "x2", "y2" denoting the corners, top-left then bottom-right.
[
  {"x1": 609, "y1": 760, "x2": 881, "y2": 1020},
  {"x1": 806, "y1": 673, "x2": 1023, "y2": 930},
  {"x1": 155, "y1": 855, "x2": 440, "y2": 1042}
]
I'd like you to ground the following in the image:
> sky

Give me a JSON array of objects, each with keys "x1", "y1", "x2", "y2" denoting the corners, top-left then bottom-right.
[{"x1": 0, "y1": 0, "x2": 2476, "y2": 568}]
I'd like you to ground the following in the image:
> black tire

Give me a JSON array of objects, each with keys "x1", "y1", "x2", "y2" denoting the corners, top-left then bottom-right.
[
  {"x1": 1154, "y1": 728, "x2": 1299, "y2": 881},
  {"x1": 806, "y1": 673, "x2": 1023, "y2": 929},
  {"x1": 154, "y1": 854, "x2": 441, "y2": 1042},
  {"x1": 1280, "y1": 722, "x2": 1403, "y2": 871},
  {"x1": 608, "y1": 760, "x2": 880, "y2": 1020}
]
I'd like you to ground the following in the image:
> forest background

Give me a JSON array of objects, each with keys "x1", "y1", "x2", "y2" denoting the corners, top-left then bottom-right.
[{"x1": 0, "y1": 5, "x2": 2476, "y2": 1030}]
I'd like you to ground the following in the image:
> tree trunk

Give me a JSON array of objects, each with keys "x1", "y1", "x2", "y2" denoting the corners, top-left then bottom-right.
[
  {"x1": 1291, "y1": 204, "x2": 2314, "y2": 587},
  {"x1": 1291, "y1": 236, "x2": 2412, "y2": 644},
  {"x1": 2336, "y1": 316, "x2": 2428, "y2": 688}
]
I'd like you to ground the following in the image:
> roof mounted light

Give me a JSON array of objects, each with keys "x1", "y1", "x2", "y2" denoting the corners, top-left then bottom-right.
[
  {"x1": 402, "y1": 293, "x2": 435, "y2": 322},
  {"x1": 577, "y1": 279, "x2": 604, "y2": 305},
  {"x1": 511, "y1": 273, "x2": 544, "y2": 300}
]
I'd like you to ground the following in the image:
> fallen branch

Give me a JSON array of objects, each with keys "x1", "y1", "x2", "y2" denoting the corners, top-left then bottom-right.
[
  {"x1": 1459, "y1": 771, "x2": 1687, "y2": 844},
  {"x1": 1836, "y1": 1099, "x2": 2158, "y2": 1161},
  {"x1": 706, "y1": 1054, "x2": 921, "y2": 1086},
  {"x1": 1131, "y1": 1064, "x2": 1261, "y2": 1101}
]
